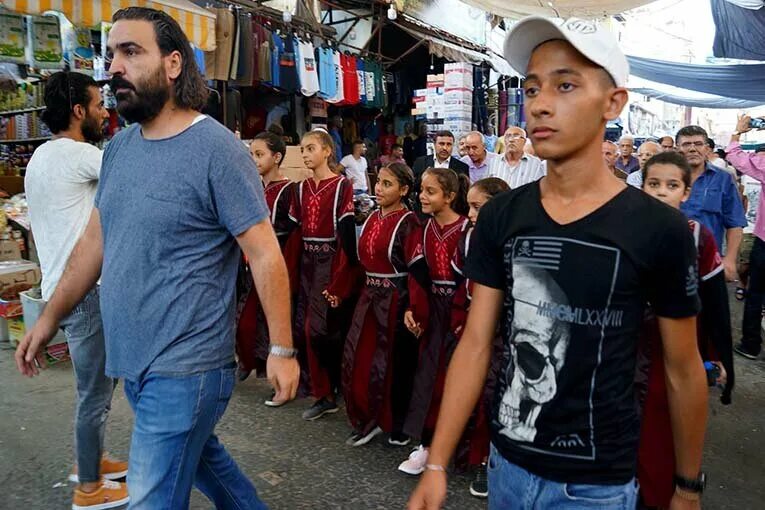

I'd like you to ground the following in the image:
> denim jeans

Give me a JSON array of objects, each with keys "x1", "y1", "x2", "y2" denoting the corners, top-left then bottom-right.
[
  {"x1": 59, "y1": 286, "x2": 117, "y2": 484},
  {"x1": 488, "y1": 445, "x2": 638, "y2": 510},
  {"x1": 123, "y1": 363, "x2": 267, "y2": 509}
]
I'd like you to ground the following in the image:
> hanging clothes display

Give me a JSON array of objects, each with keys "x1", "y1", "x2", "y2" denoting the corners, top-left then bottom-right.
[
  {"x1": 342, "y1": 53, "x2": 360, "y2": 105},
  {"x1": 317, "y1": 46, "x2": 336, "y2": 100},
  {"x1": 271, "y1": 32, "x2": 283, "y2": 89},
  {"x1": 253, "y1": 18, "x2": 272, "y2": 85},
  {"x1": 279, "y1": 35, "x2": 299, "y2": 93},
  {"x1": 297, "y1": 38, "x2": 320, "y2": 97},
  {"x1": 228, "y1": 11, "x2": 240, "y2": 80},
  {"x1": 356, "y1": 57, "x2": 367, "y2": 105},
  {"x1": 233, "y1": 11, "x2": 254, "y2": 86},
  {"x1": 365, "y1": 60, "x2": 376, "y2": 107},
  {"x1": 204, "y1": 8, "x2": 235, "y2": 81},
  {"x1": 327, "y1": 49, "x2": 345, "y2": 104}
]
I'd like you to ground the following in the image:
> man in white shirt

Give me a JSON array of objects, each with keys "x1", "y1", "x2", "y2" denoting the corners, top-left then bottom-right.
[
  {"x1": 626, "y1": 140, "x2": 660, "y2": 188},
  {"x1": 489, "y1": 126, "x2": 546, "y2": 188},
  {"x1": 24, "y1": 72, "x2": 128, "y2": 508},
  {"x1": 339, "y1": 140, "x2": 369, "y2": 193},
  {"x1": 461, "y1": 131, "x2": 500, "y2": 182}
]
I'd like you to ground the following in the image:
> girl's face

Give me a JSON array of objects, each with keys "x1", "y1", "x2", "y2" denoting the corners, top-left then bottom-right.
[
  {"x1": 301, "y1": 135, "x2": 331, "y2": 170},
  {"x1": 250, "y1": 139, "x2": 281, "y2": 176},
  {"x1": 420, "y1": 173, "x2": 453, "y2": 216},
  {"x1": 642, "y1": 163, "x2": 690, "y2": 209},
  {"x1": 467, "y1": 187, "x2": 491, "y2": 224},
  {"x1": 375, "y1": 168, "x2": 407, "y2": 209}
]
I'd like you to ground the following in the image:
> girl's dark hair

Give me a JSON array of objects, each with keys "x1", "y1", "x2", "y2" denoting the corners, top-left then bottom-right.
[
  {"x1": 642, "y1": 151, "x2": 692, "y2": 189},
  {"x1": 471, "y1": 177, "x2": 509, "y2": 198},
  {"x1": 380, "y1": 163, "x2": 415, "y2": 208},
  {"x1": 113, "y1": 7, "x2": 208, "y2": 111},
  {"x1": 41, "y1": 71, "x2": 97, "y2": 134},
  {"x1": 254, "y1": 130, "x2": 287, "y2": 165},
  {"x1": 302, "y1": 129, "x2": 337, "y2": 167},
  {"x1": 422, "y1": 167, "x2": 469, "y2": 216}
]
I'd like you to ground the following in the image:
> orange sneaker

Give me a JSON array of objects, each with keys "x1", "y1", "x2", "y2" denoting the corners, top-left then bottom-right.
[
  {"x1": 69, "y1": 455, "x2": 128, "y2": 483},
  {"x1": 72, "y1": 479, "x2": 129, "y2": 510}
]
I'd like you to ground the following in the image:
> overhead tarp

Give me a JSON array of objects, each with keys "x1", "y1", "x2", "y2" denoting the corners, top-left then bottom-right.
[
  {"x1": 723, "y1": 0, "x2": 764, "y2": 8},
  {"x1": 627, "y1": 55, "x2": 765, "y2": 102},
  {"x1": 0, "y1": 0, "x2": 216, "y2": 50},
  {"x1": 455, "y1": 0, "x2": 653, "y2": 18},
  {"x1": 396, "y1": 20, "x2": 514, "y2": 76},
  {"x1": 711, "y1": 0, "x2": 765, "y2": 60},
  {"x1": 630, "y1": 87, "x2": 764, "y2": 109}
]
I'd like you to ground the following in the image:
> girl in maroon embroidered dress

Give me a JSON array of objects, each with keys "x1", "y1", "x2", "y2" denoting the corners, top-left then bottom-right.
[
  {"x1": 341, "y1": 163, "x2": 430, "y2": 447},
  {"x1": 236, "y1": 131, "x2": 299, "y2": 387},
  {"x1": 292, "y1": 130, "x2": 361, "y2": 421},
  {"x1": 398, "y1": 168, "x2": 470, "y2": 475},
  {"x1": 451, "y1": 178, "x2": 509, "y2": 498}
]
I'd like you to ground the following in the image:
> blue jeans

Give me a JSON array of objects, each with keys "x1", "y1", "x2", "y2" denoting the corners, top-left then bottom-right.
[
  {"x1": 60, "y1": 286, "x2": 117, "y2": 483},
  {"x1": 488, "y1": 445, "x2": 638, "y2": 510},
  {"x1": 123, "y1": 363, "x2": 267, "y2": 509}
]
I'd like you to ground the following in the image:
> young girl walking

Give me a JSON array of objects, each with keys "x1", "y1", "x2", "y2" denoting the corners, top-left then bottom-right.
[
  {"x1": 292, "y1": 129, "x2": 361, "y2": 421},
  {"x1": 236, "y1": 130, "x2": 299, "y2": 390},
  {"x1": 399, "y1": 168, "x2": 469, "y2": 475},
  {"x1": 342, "y1": 163, "x2": 430, "y2": 447}
]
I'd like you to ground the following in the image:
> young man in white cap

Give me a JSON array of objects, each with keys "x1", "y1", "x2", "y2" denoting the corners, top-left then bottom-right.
[{"x1": 408, "y1": 16, "x2": 708, "y2": 510}]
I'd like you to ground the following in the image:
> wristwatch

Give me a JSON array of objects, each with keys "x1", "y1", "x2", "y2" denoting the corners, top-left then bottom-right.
[
  {"x1": 674, "y1": 472, "x2": 706, "y2": 494},
  {"x1": 268, "y1": 344, "x2": 298, "y2": 359}
]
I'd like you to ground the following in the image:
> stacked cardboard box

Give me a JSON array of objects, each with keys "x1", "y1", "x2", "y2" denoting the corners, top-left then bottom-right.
[{"x1": 443, "y1": 63, "x2": 474, "y2": 137}]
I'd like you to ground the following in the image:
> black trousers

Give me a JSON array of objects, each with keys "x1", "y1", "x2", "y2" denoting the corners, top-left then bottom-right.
[{"x1": 742, "y1": 236, "x2": 765, "y2": 354}]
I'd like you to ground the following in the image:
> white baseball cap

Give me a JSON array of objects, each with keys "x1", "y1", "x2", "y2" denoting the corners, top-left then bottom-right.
[{"x1": 503, "y1": 16, "x2": 629, "y2": 88}]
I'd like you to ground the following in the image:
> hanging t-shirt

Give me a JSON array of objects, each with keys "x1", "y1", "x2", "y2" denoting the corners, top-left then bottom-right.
[
  {"x1": 465, "y1": 182, "x2": 700, "y2": 485},
  {"x1": 343, "y1": 54, "x2": 360, "y2": 105},
  {"x1": 279, "y1": 35, "x2": 299, "y2": 93},
  {"x1": 327, "y1": 50, "x2": 345, "y2": 104},
  {"x1": 296, "y1": 39, "x2": 320, "y2": 97},
  {"x1": 365, "y1": 63, "x2": 376, "y2": 106},
  {"x1": 356, "y1": 58, "x2": 367, "y2": 104},
  {"x1": 318, "y1": 47, "x2": 336, "y2": 100},
  {"x1": 270, "y1": 33, "x2": 282, "y2": 88}
]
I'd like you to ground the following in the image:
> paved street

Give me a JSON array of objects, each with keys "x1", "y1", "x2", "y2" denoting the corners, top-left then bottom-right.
[{"x1": 1, "y1": 289, "x2": 763, "y2": 509}]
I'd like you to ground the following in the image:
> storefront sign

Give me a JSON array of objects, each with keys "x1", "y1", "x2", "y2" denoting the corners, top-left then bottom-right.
[{"x1": 0, "y1": 13, "x2": 27, "y2": 64}]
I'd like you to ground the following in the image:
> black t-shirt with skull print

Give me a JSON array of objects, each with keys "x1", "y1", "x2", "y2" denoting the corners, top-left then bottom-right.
[{"x1": 465, "y1": 180, "x2": 700, "y2": 485}]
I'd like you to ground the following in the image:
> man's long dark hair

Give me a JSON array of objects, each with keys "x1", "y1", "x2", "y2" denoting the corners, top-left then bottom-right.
[{"x1": 112, "y1": 7, "x2": 208, "y2": 111}]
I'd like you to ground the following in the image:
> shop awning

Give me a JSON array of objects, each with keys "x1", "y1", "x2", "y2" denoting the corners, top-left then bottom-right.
[
  {"x1": 629, "y1": 87, "x2": 764, "y2": 109},
  {"x1": 0, "y1": 0, "x2": 216, "y2": 50},
  {"x1": 455, "y1": 0, "x2": 653, "y2": 18}
]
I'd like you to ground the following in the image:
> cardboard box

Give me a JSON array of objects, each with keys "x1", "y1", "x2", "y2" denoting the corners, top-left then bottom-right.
[
  {"x1": 0, "y1": 260, "x2": 41, "y2": 302},
  {"x1": 8, "y1": 316, "x2": 70, "y2": 365},
  {"x1": 0, "y1": 240, "x2": 21, "y2": 261},
  {"x1": 281, "y1": 146, "x2": 312, "y2": 183}
]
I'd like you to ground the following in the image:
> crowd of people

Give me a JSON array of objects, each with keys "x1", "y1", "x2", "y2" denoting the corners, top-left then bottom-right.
[{"x1": 12, "y1": 7, "x2": 765, "y2": 510}]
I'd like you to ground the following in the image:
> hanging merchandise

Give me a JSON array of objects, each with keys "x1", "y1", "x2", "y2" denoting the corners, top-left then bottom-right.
[
  {"x1": 296, "y1": 37, "x2": 319, "y2": 97},
  {"x1": 233, "y1": 11, "x2": 254, "y2": 86},
  {"x1": 365, "y1": 60, "x2": 375, "y2": 106},
  {"x1": 342, "y1": 53, "x2": 360, "y2": 106},
  {"x1": 27, "y1": 15, "x2": 64, "y2": 69},
  {"x1": 254, "y1": 20, "x2": 272, "y2": 85},
  {"x1": 326, "y1": 49, "x2": 345, "y2": 104},
  {"x1": 317, "y1": 46, "x2": 336, "y2": 101},
  {"x1": 204, "y1": 8, "x2": 235, "y2": 81},
  {"x1": 0, "y1": 13, "x2": 26, "y2": 64},
  {"x1": 279, "y1": 35, "x2": 299, "y2": 93},
  {"x1": 356, "y1": 57, "x2": 367, "y2": 105},
  {"x1": 63, "y1": 26, "x2": 95, "y2": 75},
  {"x1": 228, "y1": 11, "x2": 240, "y2": 80},
  {"x1": 443, "y1": 63, "x2": 473, "y2": 139},
  {"x1": 308, "y1": 97, "x2": 328, "y2": 118}
]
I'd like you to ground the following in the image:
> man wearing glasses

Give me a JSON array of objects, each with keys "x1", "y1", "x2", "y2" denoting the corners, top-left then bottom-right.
[
  {"x1": 677, "y1": 125, "x2": 746, "y2": 281},
  {"x1": 489, "y1": 126, "x2": 546, "y2": 188}
]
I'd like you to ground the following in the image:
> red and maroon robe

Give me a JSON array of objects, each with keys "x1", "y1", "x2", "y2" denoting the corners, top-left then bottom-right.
[
  {"x1": 403, "y1": 216, "x2": 469, "y2": 444},
  {"x1": 291, "y1": 175, "x2": 362, "y2": 399},
  {"x1": 341, "y1": 209, "x2": 428, "y2": 436},
  {"x1": 235, "y1": 179, "x2": 299, "y2": 374}
]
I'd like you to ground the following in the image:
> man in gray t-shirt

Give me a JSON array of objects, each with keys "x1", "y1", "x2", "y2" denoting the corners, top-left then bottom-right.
[{"x1": 16, "y1": 8, "x2": 299, "y2": 509}]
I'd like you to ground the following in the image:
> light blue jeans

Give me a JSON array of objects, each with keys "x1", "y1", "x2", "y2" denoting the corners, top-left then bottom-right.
[
  {"x1": 60, "y1": 286, "x2": 117, "y2": 484},
  {"x1": 488, "y1": 445, "x2": 639, "y2": 510},
  {"x1": 123, "y1": 363, "x2": 267, "y2": 509}
]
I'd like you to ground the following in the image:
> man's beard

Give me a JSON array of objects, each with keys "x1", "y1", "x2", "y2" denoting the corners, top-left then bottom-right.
[
  {"x1": 81, "y1": 114, "x2": 104, "y2": 144},
  {"x1": 111, "y1": 65, "x2": 170, "y2": 124}
]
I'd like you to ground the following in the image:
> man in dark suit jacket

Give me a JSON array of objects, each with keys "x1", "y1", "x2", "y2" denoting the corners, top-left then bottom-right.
[{"x1": 412, "y1": 130, "x2": 469, "y2": 216}]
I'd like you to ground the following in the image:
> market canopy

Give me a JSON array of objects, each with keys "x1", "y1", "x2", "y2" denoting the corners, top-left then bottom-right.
[
  {"x1": 627, "y1": 55, "x2": 765, "y2": 102},
  {"x1": 711, "y1": 0, "x2": 765, "y2": 60},
  {"x1": 629, "y1": 87, "x2": 764, "y2": 109},
  {"x1": 456, "y1": 0, "x2": 653, "y2": 18},
  {"x1": 0, "y1": 0, "x2": 216, "y2": 50}
]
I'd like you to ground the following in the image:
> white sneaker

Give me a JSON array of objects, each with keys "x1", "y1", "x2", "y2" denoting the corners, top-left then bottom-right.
[
  {"x1": 398, "y1": 445, "x2": 429, "y2": 475},
  {"x1": 350, "y1": 426, "x2": 382, "y2": 447}
]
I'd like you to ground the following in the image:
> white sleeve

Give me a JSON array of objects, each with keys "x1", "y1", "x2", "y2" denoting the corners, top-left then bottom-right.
[
  {"x1": 76, "y1": 144, "x2": 103, "y2": 181},
  {"x1": 339, "y1": 155, "x2": 352, "y2": 168}
]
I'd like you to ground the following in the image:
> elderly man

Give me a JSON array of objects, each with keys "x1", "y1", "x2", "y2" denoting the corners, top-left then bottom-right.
[
  {"x1": 626, "y1": 140, "x2": 661, "y2": 188},
  {"x1": 616, "y1": 135, "x2": 640, "y2": 174},
  {"x1": 678, "y1": 125, "x2": 746, "y2": 281},
  {"x1": 489, "y1": 126, "x2": 546, "y2": 188},
  {"x1": 461, "y1": 131, "x2": 500, "y2": 182},
  {"x1": 602, "y1": 140, "x2": 627, "y2": 180},
  {"x1": 659, "y1": 135, "x2": 675, "y2": 151}
]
